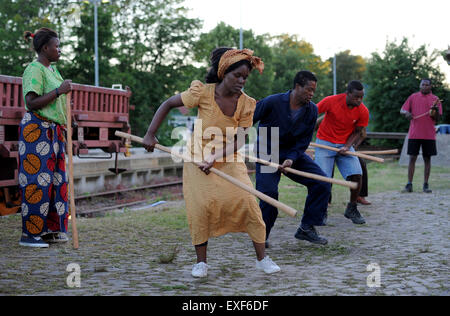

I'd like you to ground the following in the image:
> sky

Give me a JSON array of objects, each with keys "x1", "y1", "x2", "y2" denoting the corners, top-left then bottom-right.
[{"x1": 183, "y1": 0, "x2": 450, "y2": 83}]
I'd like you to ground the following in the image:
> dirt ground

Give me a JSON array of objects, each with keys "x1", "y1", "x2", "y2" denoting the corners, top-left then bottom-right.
[{"x1": 0, "y1": 186, "x2": 449, "y2": 296}]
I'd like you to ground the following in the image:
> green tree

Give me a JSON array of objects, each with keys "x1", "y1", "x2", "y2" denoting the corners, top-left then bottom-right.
[
  {"x1": 270, "y1": 34, "x2": 332, "y2": 102},
  {"x1": 192, "y1": 22, "x2": 274, "y2": 100},
  {"x1": 61, "y1": 2, "x2": 117, "y2": 86},
  {"x1": 112, "y1": 0, "x2": 202, "y2": 140},
  {"x1": 364, "y1": 38, "x2": 449, "y2": 146},
  {"x1": 0, "y1": 0, "x2": 66, "y2": 76},
  {"x1": 327, "y1": 50, "x2": 366, "y2": 94},
  {"x1": 113, "y1": 0, "x2": 201, "y2": 72},
  {"x1": 192, "y1": 25, "x2": 334, "y2": 102}
]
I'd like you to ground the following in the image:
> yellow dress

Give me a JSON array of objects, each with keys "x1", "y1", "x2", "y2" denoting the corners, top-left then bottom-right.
[{"x1": 180, "y1": 80, "x2": 266, "y2": 245}]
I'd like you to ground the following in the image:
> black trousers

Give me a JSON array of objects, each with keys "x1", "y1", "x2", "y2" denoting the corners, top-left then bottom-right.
[{"x1": 256, "y1": 153, "x2": 331, "y2": 240}]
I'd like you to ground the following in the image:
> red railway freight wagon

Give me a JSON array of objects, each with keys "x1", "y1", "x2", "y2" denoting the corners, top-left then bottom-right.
[{"x1": 0, "y1": 74, "x2": 133, "y2": 215}]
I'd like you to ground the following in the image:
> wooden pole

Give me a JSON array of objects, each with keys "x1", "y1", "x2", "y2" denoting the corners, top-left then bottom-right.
[
  {"x1": 245, "y1": 154, "x2": 358, "y2": 189},
  {"x1": 115, "y1": 131, "x2": 297, "y2": 217},
  {"x1": 309, "y1": 142, "x2": 385, "y2": 163},
  {"x1": 413, "y1": 111, "x2": 430, "y2": 120},
  {"x1": 307, "y1": 148, "x2": 399, "y2": 155},
  {"x1": 356, "y1": 149, "x2": 399, "y2": 155},
  {"x1": 66, "y1": 92, "x2": 79, "y2": 249}
]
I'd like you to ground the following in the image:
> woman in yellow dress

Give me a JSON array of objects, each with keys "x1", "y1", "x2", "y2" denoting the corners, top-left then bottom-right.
[{"x1": 143, "y1": 47, "x2": 280, "y2": 277}]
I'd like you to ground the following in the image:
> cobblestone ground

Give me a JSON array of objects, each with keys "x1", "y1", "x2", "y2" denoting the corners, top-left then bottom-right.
[{"x1": 0, "y1": 189, "x2": 448, "y2": 296}]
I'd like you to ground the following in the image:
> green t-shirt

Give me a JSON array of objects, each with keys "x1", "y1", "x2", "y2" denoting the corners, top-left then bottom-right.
[{"x1": 22, "y1": 61, "x2": 67, "y2": 125}]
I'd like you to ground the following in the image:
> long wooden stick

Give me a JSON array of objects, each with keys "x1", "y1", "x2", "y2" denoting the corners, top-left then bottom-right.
[
  {"x1": 413, "y1": 99, "x2": 442, "y2": 120},
  {"x1": 66, "y1": 92, "x2": 79, "y2": 249},
  {"x1": 307, "y1": 148, "x2": 399, "y2": 155},
  {"x1": 310, "y1": 142, "x2": 385, "y2": 163},
  {"x1": 245, "y1": 154, "x2": 358, "y2": 189},
  {"x1": 413, "y1": 111, "x2": 430, "y2": 120},
  {"x1": 115, "y1": 131, "x2": 297, "y2": 217},
  {"x1": 357, "y1": 149, "x2": 399, "y2": 155}
]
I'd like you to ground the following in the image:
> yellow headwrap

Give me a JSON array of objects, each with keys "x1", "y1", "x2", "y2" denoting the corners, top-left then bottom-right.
[{"x1": 217, "y1": 49, "x2": 264, "y2": 80}]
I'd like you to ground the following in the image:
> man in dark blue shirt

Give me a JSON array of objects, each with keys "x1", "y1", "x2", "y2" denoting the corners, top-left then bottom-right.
[{"x1": 253, "y1": 71, "x2": 330, "y2": 246}]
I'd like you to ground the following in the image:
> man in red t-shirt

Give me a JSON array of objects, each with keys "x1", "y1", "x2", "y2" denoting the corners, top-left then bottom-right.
[
  {"x1": 400, "y1": 78, "x2": 442, "y2": 193},
  {"x1": 315, "y1": 80, "x2": 369, "y2": 225}
]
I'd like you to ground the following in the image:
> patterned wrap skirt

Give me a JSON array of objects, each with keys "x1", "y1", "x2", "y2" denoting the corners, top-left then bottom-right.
[{"x1": 18, "y1": 112, "x2": 68, "y2": 237}]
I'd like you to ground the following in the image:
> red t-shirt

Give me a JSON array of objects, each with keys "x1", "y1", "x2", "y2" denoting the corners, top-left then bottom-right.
[
  {"x1": 401, "y1": 92, "x2": 442, "y2": 140},
  {"x1": 317, "y1": 93, "x2": 369, "y2": 144}
]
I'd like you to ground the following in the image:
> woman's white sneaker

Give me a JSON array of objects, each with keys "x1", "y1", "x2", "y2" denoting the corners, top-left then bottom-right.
[
  {"x1": 191, "y1": 262, "x2": 208, "y2": 278},
  {"x1": 256, "y1": 256, "x2": 281, "y2": 274}
]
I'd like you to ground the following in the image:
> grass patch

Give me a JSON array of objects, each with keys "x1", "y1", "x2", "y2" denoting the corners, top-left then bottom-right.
[{"x1": 158, "y1": 245, "x2": 180, "y2": 264}]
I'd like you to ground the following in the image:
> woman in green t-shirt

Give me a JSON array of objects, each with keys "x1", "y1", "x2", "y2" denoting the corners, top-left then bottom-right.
[{"x1": 19, "y1": 28, "x2": 72, "y2": 248}]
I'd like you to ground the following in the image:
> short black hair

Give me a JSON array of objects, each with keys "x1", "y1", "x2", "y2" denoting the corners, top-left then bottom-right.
[
  {"x1": 346, "y1": 80, "x2": 364, "y2": 94},
  {"x1": 293, "y1": 71, "x2": 317, "y2": 89}
]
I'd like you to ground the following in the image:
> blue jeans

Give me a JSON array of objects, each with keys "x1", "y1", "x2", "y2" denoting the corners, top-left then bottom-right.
[
  {"x1": 255, "y1": 152, "x2": 330, "y2": 240},
  {"x1": 314, "y1": 138, "x2": 362, "y2": 180}
]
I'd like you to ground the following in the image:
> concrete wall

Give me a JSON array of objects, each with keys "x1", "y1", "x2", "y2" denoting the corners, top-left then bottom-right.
[
  {"x1": 399, "y1": 134, "x2": 450, "y2": 167},
  {"x1": 72, "y1": 148, "x2": 183, "y2": 195}
]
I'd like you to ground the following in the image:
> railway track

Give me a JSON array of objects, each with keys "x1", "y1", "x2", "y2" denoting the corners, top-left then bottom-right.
[
  {"x1": 75, "y1": 170, "x2": 257, "y2": 216},
  {"x1": 75, "y1": 180, "x2": 183, "y2": 201},
  {"x1": 75, "y1": 179, "x2": 183, "y2": 217}
]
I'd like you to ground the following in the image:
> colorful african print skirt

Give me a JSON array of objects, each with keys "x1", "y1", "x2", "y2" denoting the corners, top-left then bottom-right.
[{"x1": 18, "y1": 112, "x2": 68, "y2": 237}]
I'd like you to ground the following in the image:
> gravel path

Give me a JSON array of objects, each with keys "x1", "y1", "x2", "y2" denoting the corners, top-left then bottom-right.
[{"x1": 0, "y1": 188, "x2": 448, "y2": 296}]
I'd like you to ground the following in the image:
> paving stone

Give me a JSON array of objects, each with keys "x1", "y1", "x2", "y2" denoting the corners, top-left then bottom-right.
[{"x1": 0, "y1": 188, "x2": 448, "y2": 296}]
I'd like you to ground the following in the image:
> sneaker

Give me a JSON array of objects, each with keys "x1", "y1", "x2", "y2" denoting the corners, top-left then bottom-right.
[
  {"x1": 294, "y1": 225, "x2": 328, "y2": 245},
  {"x1": 402, "y1": 183, "x2": 413, "y2": 193},
  {"x1": 423, "y1": 183, "x2": 432, "y2": 193},
  {"x1": 191, "y1": 262, "x2": 208, "y2": 278},
  {"x1": 42, "y1": 232, "x2": 69, "y2": 243},
  {"x1": 256, "y1": 256, "x2": 281, "y2": 274},
  {"x1": 344, "y1": 203, "x2": 366, "y2": 224},
  {"x1": 19, "y1": 235, "x2": 49, "y2": 248},
  {"x1": 357, "y1": 196, "x2": 371, "y2": 205}
]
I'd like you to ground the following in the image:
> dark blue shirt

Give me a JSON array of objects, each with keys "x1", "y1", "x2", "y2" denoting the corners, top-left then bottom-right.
[
  {"x1": 290, "y1": 107, "x2": 303, "y2": 122},
  {"x1": 253, "y1": 90, "x2": 318, "y2": 162}
]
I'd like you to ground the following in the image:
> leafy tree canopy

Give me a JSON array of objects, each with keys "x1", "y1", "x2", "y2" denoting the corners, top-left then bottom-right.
[
  {"x1": 364, "y1": 38, "x2": 449, "y2": 145},
  {"x1": 327, "y1": 50, "x2": 366, "y2": 94}
]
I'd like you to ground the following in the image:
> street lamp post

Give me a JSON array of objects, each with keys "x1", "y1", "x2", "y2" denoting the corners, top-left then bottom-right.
[
  {"x1": 93, "y1": 0, "x2": 99, "y2": 86},
  {"x1": 85, "y1": 0, "x2": 108, "y2": 86},
  {"x1": 239, "y1": 0, "x2": 243, "y2": 50},
  {"x1": 333, "y1": 54, "x2": 337, "y2": 95}
]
